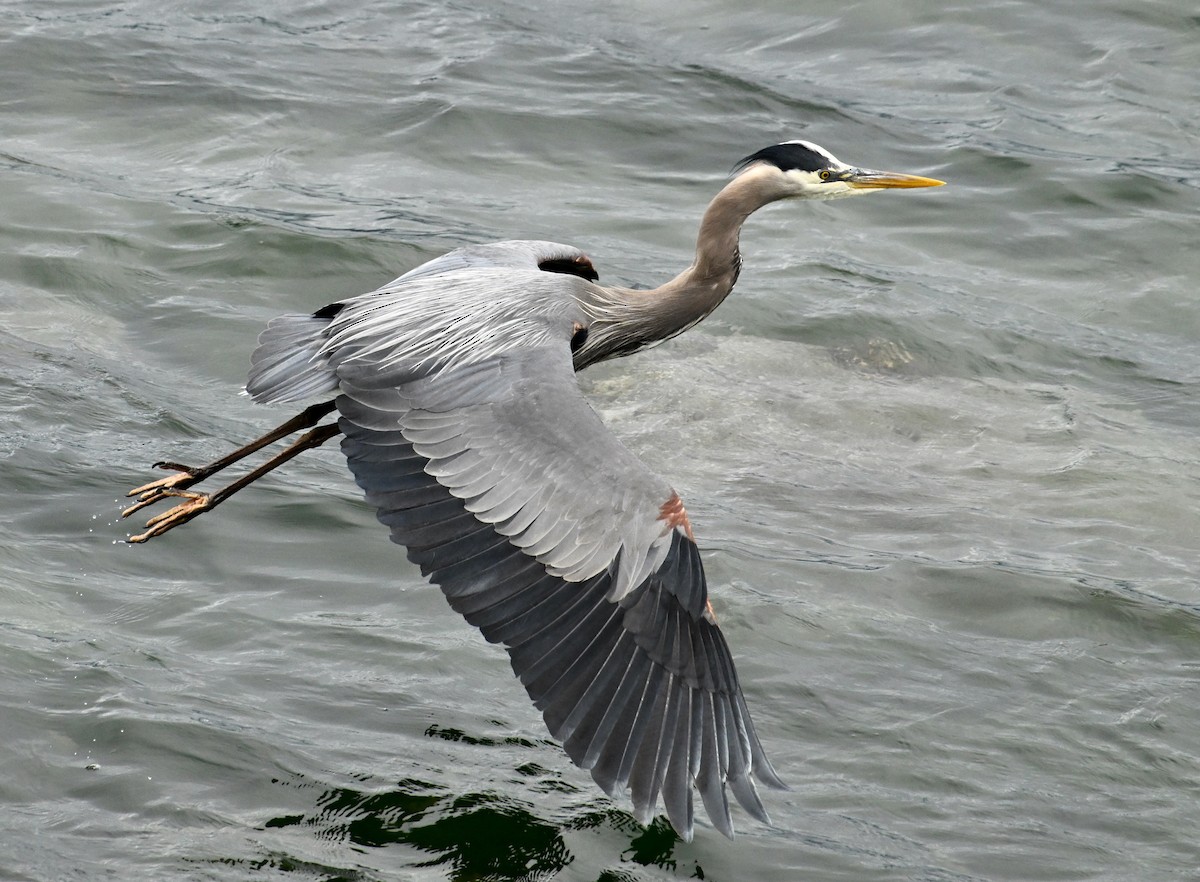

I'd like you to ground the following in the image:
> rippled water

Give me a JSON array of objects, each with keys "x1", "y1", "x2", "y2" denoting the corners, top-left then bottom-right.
[{"x1": 2, "y1": 1, "x2": 1198, "y2": 879}]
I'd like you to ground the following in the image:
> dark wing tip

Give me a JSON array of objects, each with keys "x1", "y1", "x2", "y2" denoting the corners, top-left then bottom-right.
[{"x1": 520, "y1": 534, "x2": 779, "y2": 840}]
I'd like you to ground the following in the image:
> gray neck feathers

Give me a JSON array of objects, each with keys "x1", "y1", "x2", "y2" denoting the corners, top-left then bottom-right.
[{"x1": 574, "y1": 166, "x2": 784, "y2": 369}]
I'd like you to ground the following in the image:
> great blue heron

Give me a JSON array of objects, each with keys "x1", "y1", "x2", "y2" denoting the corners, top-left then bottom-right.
[{"x1": 124, "y1": 140, "x2": 943, "y2": 840}]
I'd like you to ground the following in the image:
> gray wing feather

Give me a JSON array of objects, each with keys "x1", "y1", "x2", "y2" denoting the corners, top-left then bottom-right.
[
  {"x1": 245, "y1": 240, "x2": 595, "y2": 404},
  {"x1": 332, "y1": 331, "x2": 670, "y2": 597},
  {"x1": 322, "y1": 271, "x2": 783, "y2": 839}
]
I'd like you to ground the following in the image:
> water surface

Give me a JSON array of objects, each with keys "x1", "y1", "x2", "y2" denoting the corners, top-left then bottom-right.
[{"x1": 2, "y1": 1, "x2": 1198, "y2": 879}]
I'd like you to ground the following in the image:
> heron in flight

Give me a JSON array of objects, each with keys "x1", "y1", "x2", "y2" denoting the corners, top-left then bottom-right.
[{"x1": 124, "y1": 140, "x2": 943, "y2": 840}]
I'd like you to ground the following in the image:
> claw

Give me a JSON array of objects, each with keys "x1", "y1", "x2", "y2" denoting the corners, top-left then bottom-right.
[{"x1": 127, "y1": 489, "x2": 212, "y2": 543}]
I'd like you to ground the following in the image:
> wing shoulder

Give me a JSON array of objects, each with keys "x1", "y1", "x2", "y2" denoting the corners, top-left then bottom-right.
[{"x1": 391, "y1": 240, "x2": 599, "y2": 284}]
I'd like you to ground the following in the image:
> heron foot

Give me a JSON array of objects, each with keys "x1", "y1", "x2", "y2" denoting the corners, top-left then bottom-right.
[
  {"x1": 121, "y1": 410, "x2": 341, "y2": 544},
  {"x1": 122, "y1": 463, "x2": 205, "y2": 518},
  {"x1": 127, "y1": 489, "x2": 213, "y2": 543}
]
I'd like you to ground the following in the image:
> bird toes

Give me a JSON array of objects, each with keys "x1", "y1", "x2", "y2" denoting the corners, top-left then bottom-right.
[
  {"x1": 126, "y1": 490, "x2": 212, "y2": 543},
  {"x1": 126, "y1": 463, "x2": 200, "y2": 497},
  {"x1": 123, "y1": 464, "x2": 206, "y2": 518}
]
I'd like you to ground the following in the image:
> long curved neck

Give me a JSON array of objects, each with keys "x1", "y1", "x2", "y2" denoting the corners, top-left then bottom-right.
[
  {"x1": 661, "y1": 164, "x2": 786, "y2": 312},
  {"x1": 576, "y1": 165, "x2": 785, "y2": 369}
]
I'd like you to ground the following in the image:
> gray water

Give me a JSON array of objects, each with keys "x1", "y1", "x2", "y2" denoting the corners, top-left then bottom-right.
[{"x1": 2, "y1": 0, "x2": 1198, "y2": 879}]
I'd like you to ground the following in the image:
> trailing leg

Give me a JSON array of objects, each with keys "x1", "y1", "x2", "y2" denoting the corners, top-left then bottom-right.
[{"x1": 124, "y1": 403, "x2": 342, "y2": 542}]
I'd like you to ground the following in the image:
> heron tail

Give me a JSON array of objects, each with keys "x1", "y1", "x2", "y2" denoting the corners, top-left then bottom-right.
[{"x1": 245, "y1": 313, "x2": 339, "y2": 404}]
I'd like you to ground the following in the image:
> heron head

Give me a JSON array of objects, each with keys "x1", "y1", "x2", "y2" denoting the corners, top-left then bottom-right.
[{"x1": 733, "y1": 140, "x2": 945, "y2": 201}]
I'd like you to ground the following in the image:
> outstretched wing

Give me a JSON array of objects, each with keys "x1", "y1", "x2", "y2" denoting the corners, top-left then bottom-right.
[{"x1": 323, "y1": 270, "x2": 783, "y2": 839}]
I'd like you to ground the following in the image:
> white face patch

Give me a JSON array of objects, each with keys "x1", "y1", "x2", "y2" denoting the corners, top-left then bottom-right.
[{"x1": 780, "y1": 170, "x2": 861, "y2": 200}]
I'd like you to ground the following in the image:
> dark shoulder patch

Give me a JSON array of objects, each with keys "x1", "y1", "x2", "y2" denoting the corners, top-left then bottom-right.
[
  {"x1": 312, "y1": 302, "x2": 345, "y2": 320},
  {"x1": 538, "y1": 255, "x2": 599, "y2": 282},
  {"x1": 735, "y1": 142, "x2": 828, "y2": 174}
]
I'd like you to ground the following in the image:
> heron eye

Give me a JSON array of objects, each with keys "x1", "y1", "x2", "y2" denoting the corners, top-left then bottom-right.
[{"x1": 819, "y1": 169, "x2": 833, "y2": 182}]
